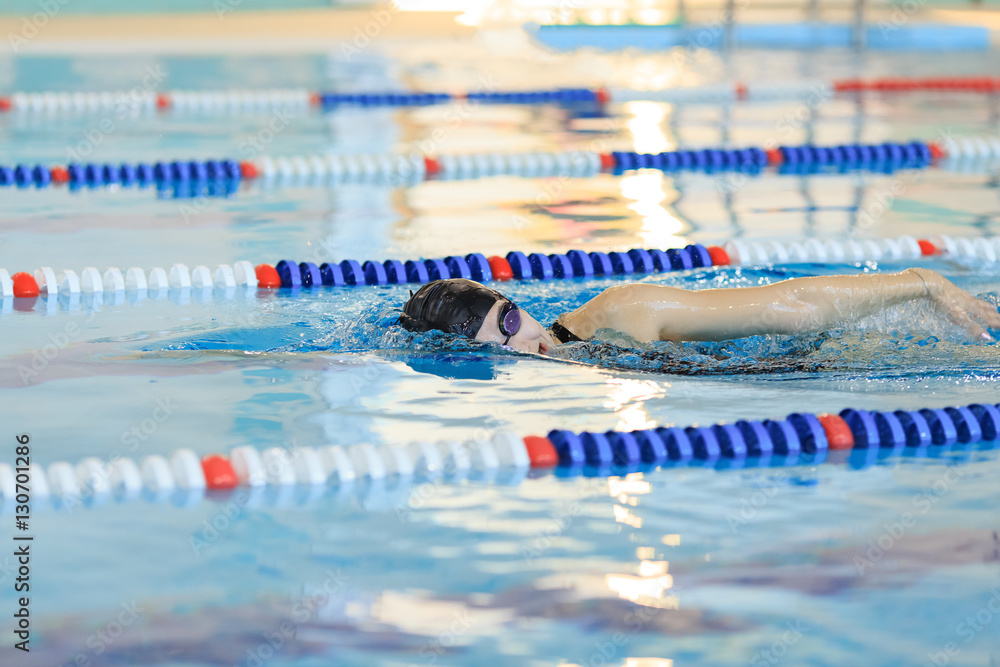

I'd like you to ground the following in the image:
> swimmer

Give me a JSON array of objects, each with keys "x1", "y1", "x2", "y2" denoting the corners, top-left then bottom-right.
[{"x1": 397, "y1": 269, "x2": 1000, "y2": 355}]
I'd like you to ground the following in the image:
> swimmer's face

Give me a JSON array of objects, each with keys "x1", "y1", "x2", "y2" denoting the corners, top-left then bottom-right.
[{"x1": 474, "y1": 298, "x2": 556, "y2": 355}]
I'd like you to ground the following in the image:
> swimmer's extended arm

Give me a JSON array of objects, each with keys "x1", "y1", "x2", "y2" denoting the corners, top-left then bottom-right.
[{"x1": 556, "y1": 269, "x2": 1000, "y2": 343}]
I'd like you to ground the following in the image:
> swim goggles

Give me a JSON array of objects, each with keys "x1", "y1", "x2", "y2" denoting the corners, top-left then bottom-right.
[
  {"x1": 497, "y1": 300, "x2": 521, "y2": 345},
  {"x1": 454, "y1": 296, "x2": 521, "y2": 345}
]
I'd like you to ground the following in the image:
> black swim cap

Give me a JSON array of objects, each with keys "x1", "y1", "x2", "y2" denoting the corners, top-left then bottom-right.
[{"x1": 398, "y1": 279, "x2": 505, "y2": 339}]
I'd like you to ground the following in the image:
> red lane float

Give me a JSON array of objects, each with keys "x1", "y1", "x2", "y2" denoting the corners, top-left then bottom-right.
[
  {"x1": 524, "y1": 436, "x2": 559, "y2": 468},
  {"x1": 5, "y1": 401, "x2": 999, "y2": 513},
  {"x1": 487, "y1": 256, "x2": 514, "y2": 282},
  {"x1": 254, "y1": 264, "x2": 281, "y2": 288},
  {"x1": 201, "y1": 455, "x2": 239, "y2": 490},
  {"x1": 817, "y1": 414, "x2": 855, "y2": 450},
  {"x1": 4, "y1": 235, "x2": 997, "y2": 306},
  {"x1": 706, "y1": 245, "x2": 730, "y2": 266},
  {"x1": 11, "y1": 272, "x2": 39, "y2": 298}
]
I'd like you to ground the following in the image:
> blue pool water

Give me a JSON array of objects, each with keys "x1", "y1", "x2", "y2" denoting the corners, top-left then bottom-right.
[{"x1": 1, "y1": 44, "x2": 1000, "y2": 666}]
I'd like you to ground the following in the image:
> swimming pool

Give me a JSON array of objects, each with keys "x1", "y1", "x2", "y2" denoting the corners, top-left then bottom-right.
[{"x1": 2, "y1": 42, "x2": 1000, "y2": 667}]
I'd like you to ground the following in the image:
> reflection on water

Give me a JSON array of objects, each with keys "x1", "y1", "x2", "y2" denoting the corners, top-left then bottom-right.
[{"x1": 4, "y1": 47, "x2": 1000, "y2": 667}]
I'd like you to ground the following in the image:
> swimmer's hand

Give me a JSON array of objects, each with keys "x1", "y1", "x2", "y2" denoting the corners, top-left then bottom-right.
[{"x1": 915, "y1": 268, "x2": 1000, "y2": 340}]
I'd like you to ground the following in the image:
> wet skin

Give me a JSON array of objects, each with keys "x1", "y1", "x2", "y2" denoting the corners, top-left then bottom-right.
[
  {"x1": 473, "y1": 299, "x2": 556, "y2": 355},
  {"x1": 473, "y1": 269, "x2": 1000, "y2": 352}
]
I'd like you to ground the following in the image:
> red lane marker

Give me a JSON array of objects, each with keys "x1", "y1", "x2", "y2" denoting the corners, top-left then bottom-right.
[
  {"x1": 156, "y1": 93, "x2": 171, "y2": 110},
  {"x1": 0, "y1": 97, "x2": 10, "y2": 112},
  {"x1": 10, "y1": 272, "x2": 39, "y2": 298},
  {"x1": 833, "y1": 79, "x2": 862, "y2": 92},
  {"x1": 487, "y1": 255, "x2": 514, "y2": 281},
  {"x1": 927, "y1": 142, "x2": 945, "y2": 160},
  {"x1": 734, "y1": 82, "x2": 748, "y2": 100},
  {"x1": 599, "y1": 153, "x2": 615, "y2": 170},
  {"x1": 523, "y1": 436, "x2": 559, "y2": 468},
  {"x1": 240, "y1": 161, "x2": 259, "y2": 179},
  {"x1": 817, "y1": 414, "x2": 854, "y2": 450},
  {"x1": 201, "y1": 455, "x2": 239, "y2": 489},
  {"x1": 50, "y1": 166, "x2": 70, "y2": 184},
  {"x1": 917, "y1": 239, "x2": 939, "y2": 256},
  {"x1": 254, "y1": 264, "x2": 281, "y2": 288},
  {"x1": 765, "y1": 148, "x2": 783, "y2": 166},
  {"x1": 424, "y1": 157, "x2": 440, "y2": 177},
  {"x1": 309, "y1": 92, "x2": 321, "y2": 106},
  {"x1": 706, "y1": 245, "x2": 731, "y2": 266},
  {"x1": 595, "y1": 87, "x2": 610, "y2": 104}
]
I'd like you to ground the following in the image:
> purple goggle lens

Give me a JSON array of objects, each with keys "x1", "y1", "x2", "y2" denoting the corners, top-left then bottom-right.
[{"x1": 499, "y1": 301, "x2": 521, "y2": 345}]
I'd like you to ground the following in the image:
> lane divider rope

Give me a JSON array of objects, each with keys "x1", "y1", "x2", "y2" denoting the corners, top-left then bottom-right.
[
  {"x1": 3, "y1": 136, "x2": 999, "y2": 194},
  {"x1": 7, "y1": 137, "x2": 1000, "y2": 195},
  {"x1": 6, "y1": 137, "x2": 1000, "y2": 193},
  {"x1": 3, "y1": 400, "x2": 997, "y2": 511},
  {"x1": 0, "y1": 235, "x2": 994, "y2": 308},
  {"x1": 4, "y1": 77, "x2": 1000, "y2": 115}
]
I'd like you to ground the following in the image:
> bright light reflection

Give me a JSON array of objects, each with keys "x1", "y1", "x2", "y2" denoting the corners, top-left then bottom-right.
[
  {"x1": 608, "y1": 473, "x2": 652, "y2": 498},
  {"x1": 613, "y1": 504, "x2": 643, "y2": 528},
  {"x1": 395, "y1": 0, "x2": 492, "y2": 25},
  {"x1": 638, "y1": 560, "x2": 669, "y2": 577},
  {"x1": 620, "y1": 172, "x2": 688, "y2": 251},
  {"x1": 632, "y1": 9, "x2": 670, "y2": 24},
  {"x1": 607, "y1": 8, "x2": 629, "y2": 24},
  {"x1": 605, "y1": 573, "x2": 674, "y2": 601},
  {"x1": 562, "y1": 662, "x2": 674, "y2": 667},
  {"x1": 626, "y1": 102, "x2": 672, "y2": 155},
  {"x1": 662, "y1": 534, "x2": 681, "y2": 546},
  {"x1": 604, "y1": 379, "x2": 661, "y2": 432}
]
